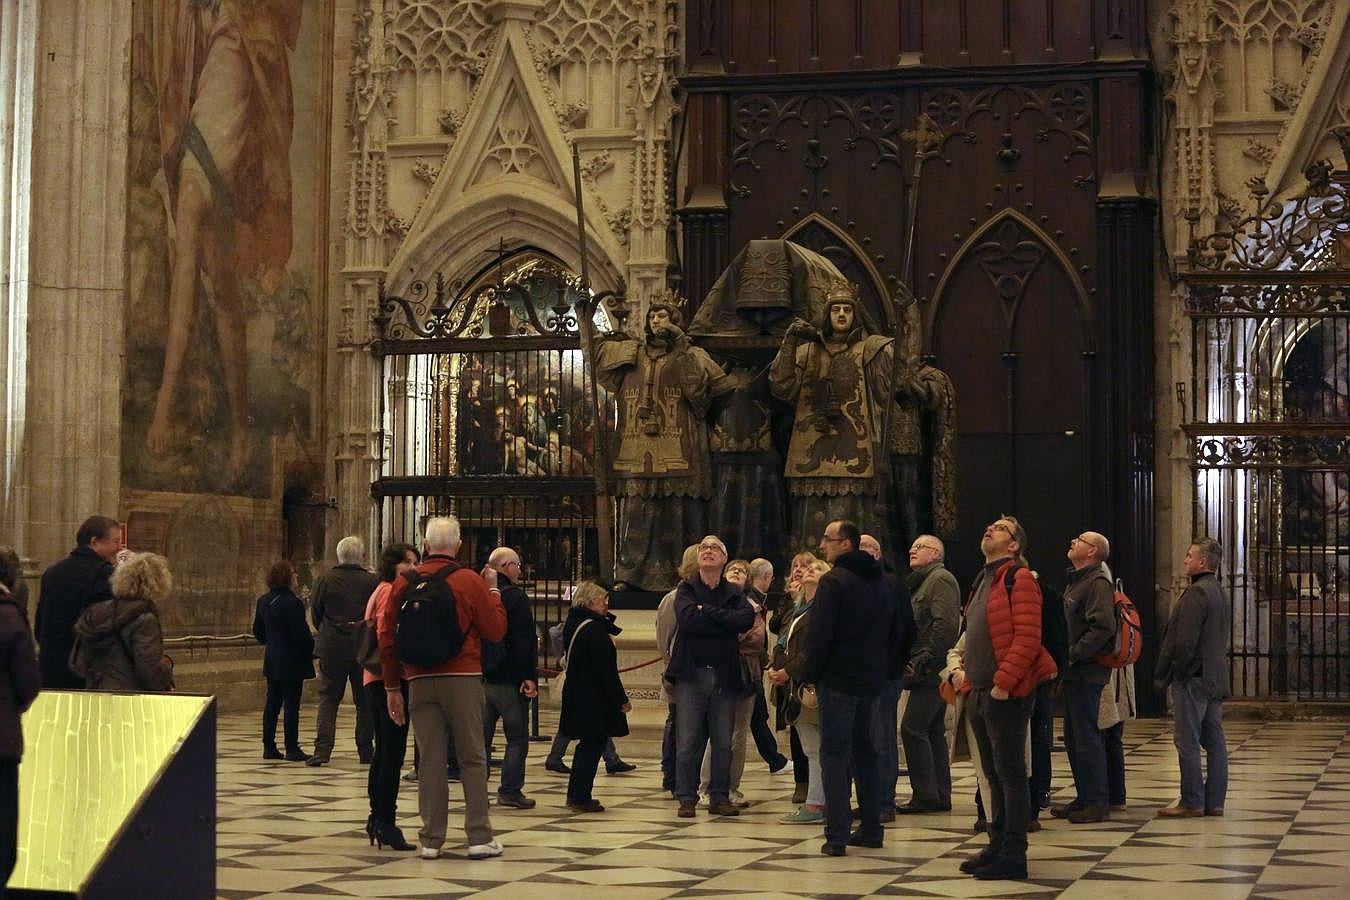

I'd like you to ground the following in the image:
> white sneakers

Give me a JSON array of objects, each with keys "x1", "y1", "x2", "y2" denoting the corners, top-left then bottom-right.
[
  {"x1": 420, "y1": 840, "x2": 503, "y2": 860},
  {"x1": 468, "y1": 840, "x2": 504, "y2": 859}
]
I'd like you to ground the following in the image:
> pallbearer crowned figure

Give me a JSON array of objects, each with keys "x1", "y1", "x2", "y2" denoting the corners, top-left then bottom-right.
[
  {"x1": 594, "y1": 293, "x2": 732, "y2": 589},
  {"x1": 769, "y1": 279, "x2": 956, "y2": 553}
]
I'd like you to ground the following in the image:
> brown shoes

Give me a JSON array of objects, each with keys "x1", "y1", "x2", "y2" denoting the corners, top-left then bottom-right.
[
  {"x1": 1156, "y1": 805, "x2": 1204, "y2": 818},
  {"x1": 708, "y1": 799, "x2": 741, "y2": 816},
  {"x1": 1205, "y1": 807, "x2": 1224, "y2": 817},
  {"x1": 677, "y1": 800, "x2": 696, "y2": 818}
]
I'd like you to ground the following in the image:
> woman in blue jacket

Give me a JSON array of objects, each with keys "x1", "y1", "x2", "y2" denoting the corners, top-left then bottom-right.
[{"x1": 253, "y1": 560, "x2": 315, "y2": 761}]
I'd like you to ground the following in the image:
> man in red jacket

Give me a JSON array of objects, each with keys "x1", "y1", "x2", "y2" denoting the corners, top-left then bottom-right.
[
  {"x1": 956, "y1": 516, "x2": 1056, "y2": 882},
  {"x1": 378, "y1": 516, "x2": 508, "y2": 860}
]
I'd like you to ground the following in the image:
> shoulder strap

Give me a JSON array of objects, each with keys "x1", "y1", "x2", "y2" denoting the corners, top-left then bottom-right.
[{"x1": 562, "y1": 618, "x2": 592, "y2": 669}]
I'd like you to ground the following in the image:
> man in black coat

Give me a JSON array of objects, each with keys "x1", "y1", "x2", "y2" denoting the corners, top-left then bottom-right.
[
  {"x1": 483, "y1": 547, "x2": 540, "y2": 809},
  {"x1": 307, "y1": 536, "x2": 379, "y2": 766},
  {"x1": 803, "y1": 520, "x2": 914, "y2": 856},
  {"x1": 35, "y1": 515, "x2": 120, "y2": 689},
  {"x1": 665, "y1": 535, "x2": 755, "y2": 819}
]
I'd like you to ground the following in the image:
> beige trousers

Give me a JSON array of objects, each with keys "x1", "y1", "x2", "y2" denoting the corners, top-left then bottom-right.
[{"x1": 409, "y1": 675, "x2": 493, "y2": 848}]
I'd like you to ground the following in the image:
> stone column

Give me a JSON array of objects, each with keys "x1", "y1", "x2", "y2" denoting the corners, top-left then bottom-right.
[{"x1": 5, "y1": 0, "x2": 129, "y2": 569}]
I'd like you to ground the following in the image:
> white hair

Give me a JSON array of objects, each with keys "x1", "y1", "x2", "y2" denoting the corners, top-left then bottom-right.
[
  {"x1": 748, "y1": 558, "x2": 773, "y2": 582},
  {"x1": 335, "y1": 536, "x2": 366, "y2": 565},
  {"x1": 424, "y1": 516, "x2": 461, "y2": 553}
]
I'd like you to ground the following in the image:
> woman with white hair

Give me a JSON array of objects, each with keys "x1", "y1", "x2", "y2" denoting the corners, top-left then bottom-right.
[
  {"x1": 558, "y1": 581, "x2": 631, "y2": 812},
  {"x1": 70, "y1": 552, "x2": 174, "y2": 691}
]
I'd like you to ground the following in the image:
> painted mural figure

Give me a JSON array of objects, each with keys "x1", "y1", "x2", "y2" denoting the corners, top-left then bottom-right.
[
  {"x1": 769, "y1": 280, "x2": 957, "y2": 553},
  {"x1": 594, "y1": 295, "x2": 732, "y2": 589},
  {"x1": 146, "y1": 0, "x2": 302, "y2": 483}
]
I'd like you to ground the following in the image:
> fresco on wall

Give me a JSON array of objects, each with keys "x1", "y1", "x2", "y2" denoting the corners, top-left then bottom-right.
[{"x1": 123, "y1": 0, "x2": 319, "y2": 498}]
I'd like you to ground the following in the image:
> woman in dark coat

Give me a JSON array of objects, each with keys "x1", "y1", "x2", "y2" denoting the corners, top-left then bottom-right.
[
  {"x1": 252, "y1": 560, "x2": 315, "y2": 761},
  {"x1": 559, "y1": 581, "x2": 630, "y2": 812},
  {"x1": 0, "y1": 547, "x2": 40, "y2": 890}
]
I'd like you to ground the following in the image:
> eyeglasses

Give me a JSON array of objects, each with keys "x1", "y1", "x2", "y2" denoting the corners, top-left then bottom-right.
[
  {"x1": 910, "y1": 544, "x2": 941, "y2": 554},
  {"x1": 698, "y1": 543, "x2": 725, "y2": 553},
  {"x1": 987, "y1": 523, "x2": 1013, "y2": 536},
  {"x1": 504, "y1": 560, "x2": 523, "y2": 569}
]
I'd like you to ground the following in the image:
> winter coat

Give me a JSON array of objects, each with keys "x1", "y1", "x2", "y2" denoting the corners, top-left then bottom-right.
[
  {"x1": 36, "y1": 546, "x2": 114, "y2": 688},
  {"x1": 964, "y1": 559, "x2": 1057, "y2": 698},
  {"x1": 800, "y1": 550, "x2": 914, "y2": 697},
  {"x1": 664, "y1": 577, "x2": 754, "y2": 690},
  {"x1": 558, "y1": 606, "x2": 629, "y2": 740},
  {"x1": 311, "y1": 564, "x2": 379, "y2": 659},
  {"x1": 70, "y1": 596, "x2": 173, "y2": 692},
  {"x1": 483, "y1": 576, "x2": 539, "y2": 687},
  {"x1": 904, "y1": 562, "x2": 960, "y2": 688},
  {"x1": 0, "y1": 588, "x2": 40, "y2": 760},
  {"x1": 1155, "y1": 572, "x2": 1230, "y2": 699},
  {"x1": 655, "y1": 586, "x2": 678, "y2": 703},
  {"x1": 1062, "y1": 563, "x2": 1116, "y2": 685},
  {"x1": 252, "y1": 589, "x2": 315, "y2": 682},
  {"x1": 1098, "y1": 663, "x2": 1137, "y2": 730}
]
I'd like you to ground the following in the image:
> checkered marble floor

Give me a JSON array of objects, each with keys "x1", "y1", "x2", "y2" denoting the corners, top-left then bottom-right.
[{"x1": 215, "y1": 709, "x2": 1350, "y2": 899}]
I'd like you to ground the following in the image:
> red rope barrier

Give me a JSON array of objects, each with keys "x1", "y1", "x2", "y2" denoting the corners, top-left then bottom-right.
[{"x1": 537, "y1": 655, "x2": 665, "y2": 678}]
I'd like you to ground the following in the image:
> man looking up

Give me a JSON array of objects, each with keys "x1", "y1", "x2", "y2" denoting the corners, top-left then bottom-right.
[
  {"x1": 665, "y1": 535, "x2": 754, "y2": 819},
  {"x1": 1056, "y1": 531, "x2": 1117, "y2": 823},
  {"x1": 802, "y1": 520, "x2": 912, "y2": 856},
  {"x1": 957, "y1": 516, "x2": 1056, "y2": 882}
]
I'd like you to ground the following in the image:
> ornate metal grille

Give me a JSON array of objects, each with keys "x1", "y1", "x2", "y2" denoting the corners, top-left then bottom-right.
[
  {"x1": 371, "y1": 247, "x2": 618, "y2": 669},
  {"x1": 1184, "y1": 157, "x2": 1350, "y2": 700}
]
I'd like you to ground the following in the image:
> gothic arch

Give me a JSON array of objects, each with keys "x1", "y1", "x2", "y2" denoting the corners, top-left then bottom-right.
[
  {"x1": 929, "y1": 207, "x2": 1093, "y2": 353},
  {"x1": 384, "y1": 187, "x2": 623, "y2": 297},
  {"x1": 780, "y1": 212, "x2": 892, "y2": 329}
]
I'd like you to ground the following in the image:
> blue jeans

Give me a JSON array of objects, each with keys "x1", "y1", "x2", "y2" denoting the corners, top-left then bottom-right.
[
  {"x1": 1171, "y1": 678, "x2": 1228, "y2": 811},
  {"x1": 1063, "y1": 680, "x2": 1107, "y2": 806},
  {"x1": 872, "y1": 678, "x2": 903, "y2": 808},
  {"x1": 483, "y1": 682, "x2": 530, "y2": 796},
  {"x1": 818, "y1": 684, "x2": 882, "y2": 846},
  {"x1": 673, "y1": 667, "x2": 737, "y2": 802}
]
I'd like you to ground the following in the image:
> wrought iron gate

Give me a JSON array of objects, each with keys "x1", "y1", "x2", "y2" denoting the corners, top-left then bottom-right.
[
  {"x1": 1184, "y1": 159, "x2": 1350, "y2": 700},
  {"x1": 371, "y1": 248, "x2": 616, "y2": 669}
]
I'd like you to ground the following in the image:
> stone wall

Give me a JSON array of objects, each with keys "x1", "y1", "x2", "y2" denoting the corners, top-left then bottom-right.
[{"x1": 1152, "y1": 0, "x2": 1350, "y2": 604}]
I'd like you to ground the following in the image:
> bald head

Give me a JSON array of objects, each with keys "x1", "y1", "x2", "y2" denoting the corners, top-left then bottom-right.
[
  {"x1": 488, "y1": 546, "x2": 522, "y2": 582},
  {"x1": 1067, "y1": 530, "x2": 1110, "y2": 568}
]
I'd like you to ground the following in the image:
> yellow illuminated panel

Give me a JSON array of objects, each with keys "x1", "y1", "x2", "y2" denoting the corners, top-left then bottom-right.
[{"x1": 10, "y1": 691, "x2": 212, "y2": 893}]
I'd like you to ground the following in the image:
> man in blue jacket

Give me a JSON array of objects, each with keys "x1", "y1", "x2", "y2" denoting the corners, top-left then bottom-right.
[
  {"x1": 665, "y1": 535, "x2": 754, "y2": 819},
  {"x1": 803, "y1": 520, "x2": 914, "y2": 856}
]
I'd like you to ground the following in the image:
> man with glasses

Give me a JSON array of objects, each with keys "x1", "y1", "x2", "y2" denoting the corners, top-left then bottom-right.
[
  {"x1": 898, "y1": 535, "x2": 960, "y2": 813},
  {"x1": 483, "y1": 547, "x2": 539, "y2": 809},
  {"x1": 803, "y1": 520, "x2": 913, "y2": 856},
  {"x1": 1052, "y1": 531, "x2": 1117, "y2": 824},
  {"x1": 665, "y1": 535, "x2": 755, "y2": 818},
  {"x1": 957, "y1": 516, "x2": 1057, "y2": 881}
]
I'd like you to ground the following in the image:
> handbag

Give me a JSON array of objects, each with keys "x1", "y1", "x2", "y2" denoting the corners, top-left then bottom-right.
[
  {"x1": 354, "y1": 618, "x2": 381, "y2": 676},
  {"x1": 795, "y1": 683, "x2": 818, "y2": 709},
  {"x1": 552, "y1": 618, "x2": 591, "y2": 698}
]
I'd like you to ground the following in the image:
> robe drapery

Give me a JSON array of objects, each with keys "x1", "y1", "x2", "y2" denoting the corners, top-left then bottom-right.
[
  {"x1": 152, "y1": 0, "x2": 300, "y2": 292},
  {"x1": 595, "y1": 332, "x2": 731, "y2": 589}
]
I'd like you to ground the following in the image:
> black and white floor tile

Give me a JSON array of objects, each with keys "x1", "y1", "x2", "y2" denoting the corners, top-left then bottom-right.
[{"x1": 213, "y1": 709, "x2": 1350, "y2": 898}]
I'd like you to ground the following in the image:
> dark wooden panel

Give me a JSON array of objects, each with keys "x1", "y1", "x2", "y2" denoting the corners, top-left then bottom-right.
[{"x1": 717, "y1": 0, "x2": 1143, "y2": 73}]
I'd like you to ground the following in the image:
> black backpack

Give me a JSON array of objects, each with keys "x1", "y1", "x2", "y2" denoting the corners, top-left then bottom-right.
[
  {"x1": 395, "y1": 565, "x2": 465, "y2": 667},
  {"x1": 1003, "y1": 565, "x2": 1069, "y2": 677}
]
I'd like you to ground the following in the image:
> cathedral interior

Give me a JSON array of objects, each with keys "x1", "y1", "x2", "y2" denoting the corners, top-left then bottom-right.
[{"x1": 3, "y1": 0, "x2": 1350, "y2": 896}]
